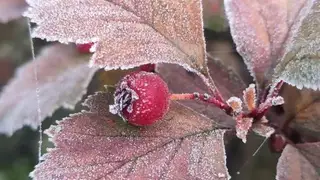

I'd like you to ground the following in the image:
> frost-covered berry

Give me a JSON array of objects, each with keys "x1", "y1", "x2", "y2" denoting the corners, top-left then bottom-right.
[
  {"x1": 109, "y1": 71, "x2": 170, "y2": 126},
  {"x1": 76, "y1": 43, "x2": 94, "y2": 53}
]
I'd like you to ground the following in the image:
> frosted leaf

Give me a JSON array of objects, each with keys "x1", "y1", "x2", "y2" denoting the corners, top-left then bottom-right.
[
  {"x1": 226, "y1": 97, "x2": 242, "y2": 114},
  {"x1": 25, "y1": 0, "x2": 207, "y2": 73},
  {"x1": 252, "y1": 121, "x2": 275, "y2": 138},
  {"x1": 31, "y1": 92, "x2": 230, "y2": 180},
  {"x1": 235, "y1": 117, "x2": 253, "y2": 143},
  {"x1": 225, "y1": 0, "x2": 307, "y2": 86},
  {"x1": 273, "y1": 0, "x2": 320, "y2": 90},
  {"x1": 0, "y1": 0, "x2": 27, "y2": 23},
  {"x1": 0, "y1": 44, "x2": 98, "y2": 135},
  {"x1": 157, "y1": 57, "x2": 247, "y2": 128},
  {"x1": 276, "y1": 144, "x2": 319, "y2": 180},
  {"x1": 243, "y1": 84, "x2": 256, "y2": 111},
  {"x1": 296, "y1": 142, "x2": 320, "y2": 170}
]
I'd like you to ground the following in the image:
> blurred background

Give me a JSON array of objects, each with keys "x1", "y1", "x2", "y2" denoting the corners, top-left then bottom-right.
[{"x1": 0, "y1": 1, "x2": 281, "y2": 180}]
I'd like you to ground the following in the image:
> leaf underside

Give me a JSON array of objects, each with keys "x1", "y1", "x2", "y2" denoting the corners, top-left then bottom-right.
[
  {"x1": 25, "y1": 0, "x2": 207, "y2": 74},
  {"x1": 0, "y1": 44, "x2": 97, "y2": 135},
  {"x1": 276, "y1": 144, "x2": 319, "y2": 180},
  {"x1": 274, "y1": 0, "x2": 320, "y2": 90},
  {"x1": 0, "y1": 0, "x2": 27, "y2": 23},
  {"x1": 224, "y1": 0, "x2": 308, "y2": 88},
  {"x1": 31, "y1": 92, "x2": 230, "y2": 180}
]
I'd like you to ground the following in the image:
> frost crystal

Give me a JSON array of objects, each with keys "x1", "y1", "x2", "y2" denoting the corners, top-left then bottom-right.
[
  {"x1": 271, "y1": 96, "x2": 284, "y2": 106},
  {"x1": 226, "y1": 97, "x2": 242, "y2": 114}
]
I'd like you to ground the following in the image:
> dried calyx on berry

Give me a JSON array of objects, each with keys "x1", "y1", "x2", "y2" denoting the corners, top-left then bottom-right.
[{"x1": 109, "y1": 71, "x2": 170, "y2": 126}]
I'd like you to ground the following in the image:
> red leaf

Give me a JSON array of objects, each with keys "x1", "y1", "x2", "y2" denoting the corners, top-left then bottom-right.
[
  {"x1": 31, "y1": 92, "x2": 230, "y2": 180},
  {"x1": 0, "y1": 0, "x2": 27, "y2": 23},
  {"x1": 25, "y1": 0, "x2": 208, "y2": 74},
  {"x1": 225, "y1": 0, "x2": 307, "y2": 86},
  {"x1": 0, "y1": 44, "x2": 98, "y2": 135},
  {"x1": 157, "y1": 51, "x2": 247, "y2": 128},
  {"x1": 276, "y1": 144, "x2": 319, "y2": 180}
]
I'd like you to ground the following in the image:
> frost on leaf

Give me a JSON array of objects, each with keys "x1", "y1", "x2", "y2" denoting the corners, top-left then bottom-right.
[
  {"x1": 235, "y1": 117, "x2": 253, "y2": 143},
  {"x1": 0, "y1": 0, "x2": 27, "y2": 23},
  {"x1": 157, "y1": 57, "x2": 247, "y2": 128},
  {"x1": 226, "y1": 97, "x2": 242, "y2": 114},
  {"x1": 25, "y1": 0, "x2": 207, "y2": 73},
  {"x1": 296, "y1": 142, "x2": 320, "y2": 171},
  {"x1": 274, "y1": 0, "x2": 320, "y2": 90},
  {"x1": 251, "y1": 116, "x2": 274, "y2": 138},
  {"x1": 243, "y1": 84, "x2": 256, "y2": 111},
  {"x1": 224, "y1": 0, "x2": 307, "y2": 86},
  {"x1": 31, "y1": 92, "x2": 230, "y2": 180},
  {"x1": 0, "y1": 44, "x2": 98, "y2": 135},
  {"x1": 276, "y1": 144, "x2": 319, "y2": 180}
]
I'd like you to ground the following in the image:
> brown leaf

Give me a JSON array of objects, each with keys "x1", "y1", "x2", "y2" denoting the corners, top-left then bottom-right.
[
  {"x1": 157, "y1": 56, "x2": 247, "y2": 128},
  {"x1": 0, "y1": 44, "x2": 98, "y2": 135},
  {"x1": 271, "y1": 84, "x2": 320, "y2": 141},
  {"x1": 31, "y1": 92, "x2": 230, "y2": 180},
  {"x1": 225, "y1": 0, "x2": 307, "y2": 87},
  {"x1": 274, "y1": 0, "x2": 320, "y2": 90},
  {"x1": 0, "y1": 0, "x2": 27, "y2": 23},
  {"x1": 296, "y1": 142, "x2": 320, "y2": 171},
  {"x1": 276, "y1": 144, "x2": 319, "y2": 180},
  {"x1": 291, "y1": 99, "x2": 320, "y2": 140},
  {"x1": 25, "y1": 0, "x2": 207, "y2": 74}
]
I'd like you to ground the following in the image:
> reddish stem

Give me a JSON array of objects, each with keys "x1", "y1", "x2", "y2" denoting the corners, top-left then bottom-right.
[
  {"x1": 170, "y1": 93, "x2": 232, "y2": 114},
  {"x1": 270, "y1": 80, "x2": 284, "y2": 97}
]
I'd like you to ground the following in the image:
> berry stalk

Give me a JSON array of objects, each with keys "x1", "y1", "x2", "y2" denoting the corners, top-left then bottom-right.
[{"x1": 170, "y1": 93, "x2": 232, "y2": 114}]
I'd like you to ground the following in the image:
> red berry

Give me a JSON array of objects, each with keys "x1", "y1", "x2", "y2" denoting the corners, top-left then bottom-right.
[
  {"x1": 109, "y1": 71, "x2": 170, "y2": 126},
  {"x1": 139, "y1": 63, "x2": 156, "y2": 72},
  {"x1": 76, "y1": 43, "x2": 94, "y2": 53},
  {"x1": 269, "y1": 133, "x2": 287, "y2": 153}
]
